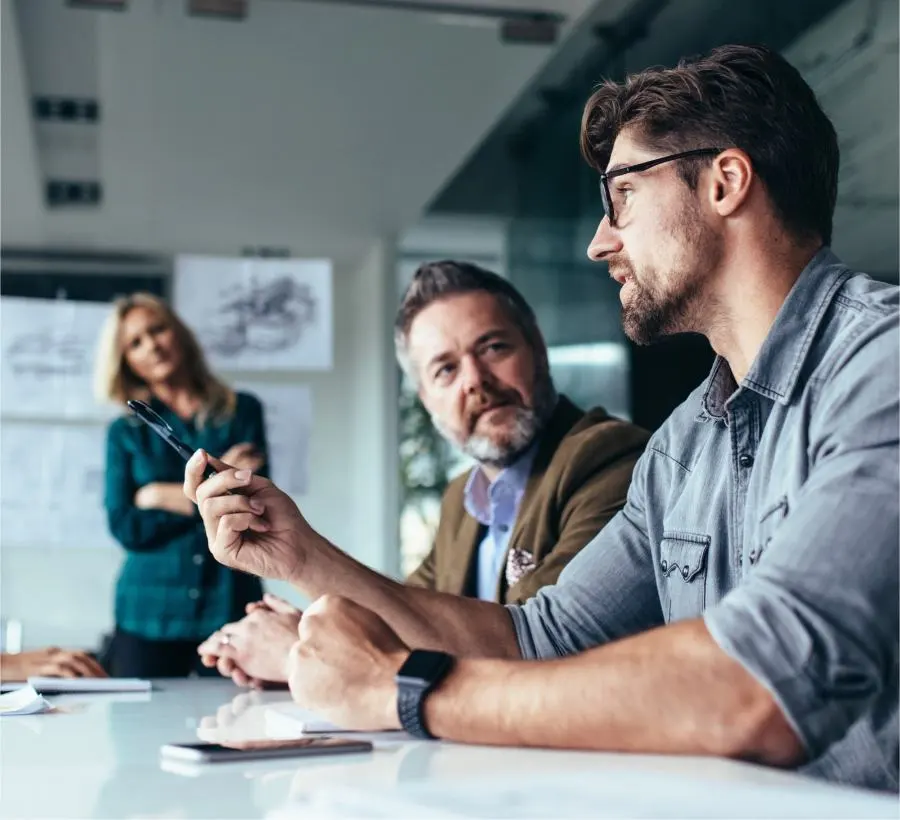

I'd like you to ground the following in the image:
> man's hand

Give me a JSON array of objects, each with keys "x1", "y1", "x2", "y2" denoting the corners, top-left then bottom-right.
[
  {"x1": 184, "y1": 449, "x2": 314, "y2": 582},
  {"x1": 287, "y1": 595, "x2": 408, "y2": 731},
  {"x1": 197, "y1": 594, "x2": 301, "y2": 687},
  {"x1": 220, "y1": 442, "x2": 265, "y2": 473},
  {"x1": 1, "y1": 647, "x2": 108, "y2": 681}
]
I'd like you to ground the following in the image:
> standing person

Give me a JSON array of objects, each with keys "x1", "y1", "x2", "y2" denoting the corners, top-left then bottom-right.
[{"x1": 95, "y1": 293, "x2": 269, "y2": 677}]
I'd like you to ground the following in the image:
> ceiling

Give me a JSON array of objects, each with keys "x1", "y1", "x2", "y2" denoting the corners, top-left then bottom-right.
[
  {"x1": 1, "y1": 0, "x2": 598, "y2": 267},
  {"x1": 430, "y1": 0, "x2": 899, "y2": 278}
]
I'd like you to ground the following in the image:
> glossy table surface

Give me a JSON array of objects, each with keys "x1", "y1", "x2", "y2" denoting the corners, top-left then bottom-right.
[{"x1": 0, "y1": 678, "x2": 896, "y2": 818}]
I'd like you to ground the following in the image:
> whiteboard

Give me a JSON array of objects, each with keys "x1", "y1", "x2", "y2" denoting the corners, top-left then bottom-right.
[
  {"x1": 0, "y1": 422, "x2": 117, "y2": 550},
  {"x1": 1, "y1": 297, "x2": 115, "y2": 421},
  {"x1": 174, "y1": 256, "x2": 333, "y2": 371},
  {"x1": 233, "y1": 382, "x2": 312, "y2": 496}
]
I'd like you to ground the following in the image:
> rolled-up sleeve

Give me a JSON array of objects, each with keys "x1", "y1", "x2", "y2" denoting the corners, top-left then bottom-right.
[
  {"x1": 704, "y1": 317, "x2": 899, "y2": 760},
  {"x1": 508, "y1": 448, "x2": 664, "y2": 660}
]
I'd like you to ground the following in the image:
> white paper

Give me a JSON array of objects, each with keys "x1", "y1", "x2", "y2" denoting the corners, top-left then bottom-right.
[
  {"x1": 0, "y1": 422, "x2": 117, "y2": 550},
  {"x1": 233, "y1": 382, "x2": 312, "y2": 495},
  {"x1": 174, "y1": 256, "x2": 333, "y2": 371},
  {"x1": 1, "y1": 297, "x2": 115, "y2": 420},
  {"x1": 27, "y1": 676, "x2": 150, "y2": 693},
  {"x1": 0, "y1": 684, "x2": 51, "y2": 716}
]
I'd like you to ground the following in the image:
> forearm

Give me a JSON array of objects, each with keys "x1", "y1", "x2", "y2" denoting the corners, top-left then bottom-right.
[
  {"x1": 140, "y1": 483, "x2": 195, "y2": 516},
  {"x1": 0, "y1": 653, "x2": 27, "y2": 682},
  {"x1": 292, "y1": 536, "x2": 520, "y2": 659},
  {"x1": 424, "y1": 619, "x2": 804, "y2": 765}
]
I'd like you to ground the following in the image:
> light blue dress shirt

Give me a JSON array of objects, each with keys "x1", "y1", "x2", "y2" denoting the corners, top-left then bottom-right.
[{"x1": 464, "y1": 444, "x2": 538, "y2": 601}]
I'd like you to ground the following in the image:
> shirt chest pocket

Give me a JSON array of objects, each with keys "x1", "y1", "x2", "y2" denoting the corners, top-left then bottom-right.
[
  {"x1": 748, "y1": 496, "x2": 788, "y2": 568},
  {"x1": 659, "y1": 532, "x2": 711, "y2": 623}
]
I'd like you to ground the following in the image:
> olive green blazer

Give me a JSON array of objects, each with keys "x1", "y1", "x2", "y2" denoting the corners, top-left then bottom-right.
[{"x1": 406, "y1": 395, "x2": 649, "y2": 604}]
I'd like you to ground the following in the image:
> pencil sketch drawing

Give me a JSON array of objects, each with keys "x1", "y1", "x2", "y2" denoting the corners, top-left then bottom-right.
[
  {"x1": 200, "y1": 276, "x2": 318, "y2": 358},
  {"x1": 7, "y1": 330, "x2": 91, "y2": 378}
]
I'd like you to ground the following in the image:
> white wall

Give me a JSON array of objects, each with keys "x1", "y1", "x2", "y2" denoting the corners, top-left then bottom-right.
[{"x1": 0, "y1": 242, "x2": 399, "y2": 649}]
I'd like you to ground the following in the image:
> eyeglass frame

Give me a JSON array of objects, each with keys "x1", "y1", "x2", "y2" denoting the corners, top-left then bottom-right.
[{"x1": 599, "y1": 147, "x2": 723, "y2": 228}]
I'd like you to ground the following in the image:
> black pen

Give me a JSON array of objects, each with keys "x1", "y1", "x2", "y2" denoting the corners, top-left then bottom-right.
[{"x1": 126, "y1": 399, "x2": 221, "y2": 482}]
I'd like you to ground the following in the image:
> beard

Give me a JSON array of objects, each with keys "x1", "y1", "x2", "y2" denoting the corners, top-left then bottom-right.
[
  {"x1": 613, "y1": 208, "x2": 722, "y2": 346},
  {"x1": 431, "y1": 366, "x2": 557, "y2": 470}
]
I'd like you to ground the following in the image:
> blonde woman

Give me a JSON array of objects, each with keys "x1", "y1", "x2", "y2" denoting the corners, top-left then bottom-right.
[{"x1": 95, "y1": 293, "x2": 269, "y2": 677}]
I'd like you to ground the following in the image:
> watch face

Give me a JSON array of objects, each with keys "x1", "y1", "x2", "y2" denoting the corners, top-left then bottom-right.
[{"x1": 397, "y1": 650, "x2": 452, "y2": 685}]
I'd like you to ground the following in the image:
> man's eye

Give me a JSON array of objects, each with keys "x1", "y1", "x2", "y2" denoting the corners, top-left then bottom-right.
[
  {"x1": 434, "y1": 363, "x2": 455, "y2": 380},
  {"x1": 484, "y1": 343, "x2": 508, "y2": 354}
]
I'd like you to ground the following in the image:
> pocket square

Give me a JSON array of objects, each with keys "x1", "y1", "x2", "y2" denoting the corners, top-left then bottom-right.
[{"x1": 505, "y1": 547, "x2": 537, "y2": 588}]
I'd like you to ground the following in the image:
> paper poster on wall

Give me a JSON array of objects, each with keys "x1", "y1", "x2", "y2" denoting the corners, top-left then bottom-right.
[
  {"x1": 174, "y1": 256, "x2": 333, "y2": 371},
  {"x1": 234, "y1": 382, "x2": 312, "y2": 496},
  {"x1": 0, "y1": 297, "x2": 115, "y2": 420},
  {"x1": 0, "y1": 422, "x2": 117, "y2": 550}
]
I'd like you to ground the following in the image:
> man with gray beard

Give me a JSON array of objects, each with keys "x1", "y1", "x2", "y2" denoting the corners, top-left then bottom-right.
[
  {"x1": 196, "y1": 260, "x2": 647, "y2": 686},
  {"x1": 398, "y1": 261, "x2": 648, "y2": 603}
]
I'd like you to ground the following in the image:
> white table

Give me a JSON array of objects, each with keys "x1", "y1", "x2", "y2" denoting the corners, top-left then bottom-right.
[{"x1": 0, "y1": 678, "x2": 895, "y2": 818}]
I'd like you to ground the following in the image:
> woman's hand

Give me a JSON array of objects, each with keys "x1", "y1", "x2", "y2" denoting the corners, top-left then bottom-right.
[
  {"x1": 220, "y1": 442, "x2": 265, "y2": 473},
  {"x1": 134, "y1": 482, "x2": 195, "y2": 516}
]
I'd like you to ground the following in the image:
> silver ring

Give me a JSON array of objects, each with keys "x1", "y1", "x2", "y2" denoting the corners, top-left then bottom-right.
[{"x1": 219, "y1": 634, "x2": 232, "y2": 646}]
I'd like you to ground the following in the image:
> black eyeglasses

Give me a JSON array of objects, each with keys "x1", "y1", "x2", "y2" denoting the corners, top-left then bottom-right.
[{"x1": 599, "y1": 148, "x2": 722, "y2": 228}]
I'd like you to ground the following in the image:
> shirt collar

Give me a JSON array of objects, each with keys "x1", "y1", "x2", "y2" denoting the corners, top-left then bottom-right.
[
  {"x1": 463, "y1": 440, "x2": 539, "y2": 526},
  {"x1": 701, "y1": 247, "x2": 852, "y2": 418}
]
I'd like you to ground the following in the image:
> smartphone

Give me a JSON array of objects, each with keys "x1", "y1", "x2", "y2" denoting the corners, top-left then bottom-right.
[
  {"x1": 160, "y1": 737, "x2": 374, "y2": 764},
  {"x1": 127, "y1": 399, "x2": 219, "y2": 481}
]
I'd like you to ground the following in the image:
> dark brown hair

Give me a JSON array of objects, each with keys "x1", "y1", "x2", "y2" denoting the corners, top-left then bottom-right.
[
  {"x1": 580, "y1": 44, "x2": 839, "y2": 244},
  {"x1": 394, "y1": 260, "x2": 545, "y2": 380}
]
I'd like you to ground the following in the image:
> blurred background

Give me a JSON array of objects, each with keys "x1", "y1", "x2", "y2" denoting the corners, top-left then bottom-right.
[{"x1": 1, "y1": 0, "x2": 897, "y2": 653}]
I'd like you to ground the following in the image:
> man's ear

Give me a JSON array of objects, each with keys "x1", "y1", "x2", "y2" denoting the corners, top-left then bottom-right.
[{"x1": 708, "y1": 148, "x2": 754, "y2": 218}]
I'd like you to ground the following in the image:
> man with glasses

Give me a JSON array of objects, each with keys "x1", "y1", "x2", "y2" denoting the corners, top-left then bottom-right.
[{"x1": 185, "y1": 44, "x2": 898, "y2": 790}]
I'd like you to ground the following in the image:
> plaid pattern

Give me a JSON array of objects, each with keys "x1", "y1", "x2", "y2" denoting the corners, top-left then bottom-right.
[{"x1": 105, "y1": 392, "x2": 267, "y2": 641}]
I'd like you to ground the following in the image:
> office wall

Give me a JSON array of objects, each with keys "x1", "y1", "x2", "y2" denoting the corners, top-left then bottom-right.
[{"x1": 0, "y1": 241, "x2": 399, "y2": 649}]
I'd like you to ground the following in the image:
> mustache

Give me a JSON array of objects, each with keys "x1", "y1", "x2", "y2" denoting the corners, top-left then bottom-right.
[
  {"x1": 608, "y1": 256, "x2": 635, "y2": 280},
  {"x1": 464, "y1": 387, "x2": 524, "y2": 432}
]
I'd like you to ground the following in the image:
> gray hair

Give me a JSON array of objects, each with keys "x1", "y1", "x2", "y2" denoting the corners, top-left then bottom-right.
[{"x1": 394, "y1": 260, "x2": 547, "y2": 383}]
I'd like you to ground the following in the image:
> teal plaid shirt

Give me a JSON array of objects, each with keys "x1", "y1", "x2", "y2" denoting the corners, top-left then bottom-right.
[{"x1": 105, "y1": 391, "x2": 267, "y2": 641}]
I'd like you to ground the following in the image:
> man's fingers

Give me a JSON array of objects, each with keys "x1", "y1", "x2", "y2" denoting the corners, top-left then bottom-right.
[
  {"x1": 217, "y1": 513, "x2": 269, "y2": 542},
  {"x1": 200, "y1": 653, "x2": 218, "y2": 668},
  {"x1": 231, "y1": 668, "x2": 251, "y2": 687},
  {"x1": 263, "y1": 593, "x2": 298, "y2": 615},
  {"x1": 201, "y1": 494, "x2": 267, "y2": 528},
  {"x1": 184, "y1": 449, "x2": 210, "y2": 503},
  {"x1": 197, "y1": 633, "x2": 222, "y2": 656},
  {"x1": 217, "y1": 656, "x2": 236, "y2": 677}
]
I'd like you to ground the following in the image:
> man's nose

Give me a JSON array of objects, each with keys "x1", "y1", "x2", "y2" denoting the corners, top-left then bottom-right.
[
  {"x1": 459, "y1": 355, "x2": 490, "y2": 393},
  {"x1": 587, "y1": 215, "x2": 623, "y2": 262}
]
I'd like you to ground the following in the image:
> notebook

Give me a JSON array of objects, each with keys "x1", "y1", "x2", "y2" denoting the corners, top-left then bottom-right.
[{"x1": 26, "y1": 676, "x2": 151, "y2": 694}]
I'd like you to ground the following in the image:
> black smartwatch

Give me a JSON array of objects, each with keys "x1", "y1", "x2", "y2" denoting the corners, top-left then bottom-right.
[{"x1": 395, "y1": 649, "x2": 454, "y2": 739}]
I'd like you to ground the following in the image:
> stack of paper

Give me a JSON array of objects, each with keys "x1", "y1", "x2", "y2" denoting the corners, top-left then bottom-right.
[{"x1": 0, "y1": 684, "x2": 51, "y2": 716}]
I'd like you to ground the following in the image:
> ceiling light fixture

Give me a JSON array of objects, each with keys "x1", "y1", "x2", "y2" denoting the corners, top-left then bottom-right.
[{"x1": 291, "y1": 0, "x2": 565, "y2": 45}]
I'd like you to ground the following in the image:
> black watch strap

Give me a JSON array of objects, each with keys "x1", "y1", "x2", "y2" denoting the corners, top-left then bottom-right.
[
  {"x1": 395, "y1": 650, "x2": 454, "y2": 739},
  {"x1": 397, "y1": 683, "x2": 435, "y2": 739}
]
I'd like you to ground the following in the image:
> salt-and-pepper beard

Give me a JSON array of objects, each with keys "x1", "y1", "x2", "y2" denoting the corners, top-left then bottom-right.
[{"x1": 432, "y1": 366, "x2": 557, "y2": 470}]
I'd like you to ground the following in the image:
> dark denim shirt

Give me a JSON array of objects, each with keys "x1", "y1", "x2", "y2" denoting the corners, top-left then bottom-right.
[
  {"x1": 509, "y1": 248, "x2": 899, "y2": 791},
  {"x1": 105, "y1": 391, "x2": 268, "y2": 640}
]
